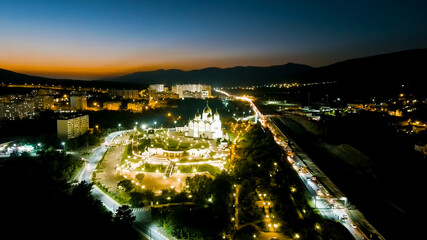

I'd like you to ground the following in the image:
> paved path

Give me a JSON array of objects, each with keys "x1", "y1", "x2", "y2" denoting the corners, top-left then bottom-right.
[
  {"x1": 76, "y1": 130, "x2": 173, "y2": 240},
  {"x1": 96, "y1": 132, "x2": 130, "y2": 192}
]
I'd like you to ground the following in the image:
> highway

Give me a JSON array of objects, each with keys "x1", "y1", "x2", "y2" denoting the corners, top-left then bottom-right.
[
  {"x1": 215, "y1": 89, "x2": 383, "y2": 240},
  {"x1": 75, "y1": 130, "x2": 171, "y2": 240}
]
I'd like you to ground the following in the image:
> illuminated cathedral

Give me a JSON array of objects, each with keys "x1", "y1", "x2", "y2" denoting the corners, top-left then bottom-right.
[{"x1": 186, "y1": 102, "x2": 222, "y2": 139}]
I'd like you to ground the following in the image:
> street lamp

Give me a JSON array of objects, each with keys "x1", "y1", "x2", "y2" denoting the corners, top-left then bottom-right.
[
  {"x1": 61, "y1": 142, "x2": 66, "y2": 151},
  {"x1": 154, "y1": 121, "x2": 157, "y2": 129},
  {"x1": 118, "y1": 123, "x2": 121, "y2": 131}
]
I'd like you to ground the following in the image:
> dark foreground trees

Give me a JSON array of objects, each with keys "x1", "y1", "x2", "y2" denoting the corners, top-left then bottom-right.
[{"x1": 0, "y1": 150, "x2": 138, "y2": 240}]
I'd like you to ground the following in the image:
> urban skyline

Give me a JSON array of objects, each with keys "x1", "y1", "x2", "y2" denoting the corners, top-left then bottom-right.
[{"x1": 1, "y1": 1, "x2": 426, "y2": 240}]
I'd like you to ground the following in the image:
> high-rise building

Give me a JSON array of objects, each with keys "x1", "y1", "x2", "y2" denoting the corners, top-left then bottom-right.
[
  {"x1": 103, "y1": 101, "x2": 122, "y2": 111},
  {"x1": 127, "y1": 102, "x2": 145, "y2": 112},
  {"x1": 109, "y1": 89, "x2": 139, "y2": 99},
  {"x1": 148, "y1": 84, "x2": 164, "y2": 92},
  {"x1": 0, "y1": 97, "x2": 35, "y2": 120},
  {"x1": 70, "y1": 95, "x2": 87, "y2": 111},
  {"x1": 34, "y1": 95, "x2": 54, "y2": 110},
  {"x1": 172, "y1": 84, "x2": 211, "y2": 99},
  {"x1": 57, "y1": 115, "x2": 89, "y2": 140}
]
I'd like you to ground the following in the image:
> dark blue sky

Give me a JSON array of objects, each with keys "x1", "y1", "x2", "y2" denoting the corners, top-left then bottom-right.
[{"x1": 1, "y1": 0, "x2": 426, "y2": 79}]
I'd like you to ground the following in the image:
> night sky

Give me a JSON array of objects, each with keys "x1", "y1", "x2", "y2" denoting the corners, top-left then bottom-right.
[{"x1": 1, "y1": 0, "x2": 427, "y2": 79}]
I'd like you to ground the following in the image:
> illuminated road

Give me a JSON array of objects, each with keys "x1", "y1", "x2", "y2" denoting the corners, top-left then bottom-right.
[
  {"x1": 215, "y1": 89, "x2": 383, "y2": 240},
  {"x1": 76, "y1": 130, "x2": 128, "y2": 183},
  {"x1": 76, "y1": 130, "x2": 171, "y2": 240}
]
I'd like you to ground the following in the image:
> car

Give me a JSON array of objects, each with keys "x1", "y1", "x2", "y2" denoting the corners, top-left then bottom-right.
[{"x1": 268, "y1": 238, "x2": 279, "y2": 240}]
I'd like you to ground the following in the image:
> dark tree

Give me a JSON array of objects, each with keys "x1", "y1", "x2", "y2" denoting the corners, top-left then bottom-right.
[
  {"x1": 135, "y1": 173, "x2": 145, "y2": 183},
  {"x1": 118, "y1": 179, "x2": 134, "y2": 192},
  {"x1": 113, "y1": 205, "x2": 135, "y2": 225}
]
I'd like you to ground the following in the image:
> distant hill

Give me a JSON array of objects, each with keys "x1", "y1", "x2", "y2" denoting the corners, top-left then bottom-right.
[
  {"x1": 106, "y1": 63, "x2": 313, "y2": 87},
  {"x1": 301, "y1": 49, "x2": 427, "y2": 97},
  {"x1": 0, "y1": 68, "x2": 60, "y2": 84},
  {"x1": 0, "y1": 68, "x2": 145, "y2": 89},
  {"x1": 1, "y1": 49, "x2": 426, "y2": 96}
]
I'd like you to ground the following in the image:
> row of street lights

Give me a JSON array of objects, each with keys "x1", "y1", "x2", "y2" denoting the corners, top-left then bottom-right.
[{"x1": 117, "y1": 121, "x2": 160, "y2": 131}]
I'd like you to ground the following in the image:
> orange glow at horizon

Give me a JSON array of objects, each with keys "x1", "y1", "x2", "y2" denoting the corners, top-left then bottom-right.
[
  {"x1": 1, "y1": 54, "x2": 291, "y2": 80},
  {"x1": 0, "y1": 39, "x2": 296, "y2": 79},
  {"x1": 0, "y1": 35, "x2": 302, "y2": 79},
  {"x1": 1, "y1": 64, "x2": 161, "y2": 79},
  {"x1": 1, "y1": 62, "x2": 205, "y2": 79}
]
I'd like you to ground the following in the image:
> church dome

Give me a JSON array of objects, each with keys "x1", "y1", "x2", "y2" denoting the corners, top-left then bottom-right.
[
  {"x1": 203, "y1": 106, "x2": 212, "y2": 113},
  {"x1": 195, "y1": 109, "x2": 201, "y2": 119},
  {"x1": 203, "y1": 102, "x2": 212, "y2": 114},
  {"x1": 207, "y1": 113, "x2": 212, "y2": 118},
  {"x1": 214, "y1": 109, "x2": 219, "y2": 116}
]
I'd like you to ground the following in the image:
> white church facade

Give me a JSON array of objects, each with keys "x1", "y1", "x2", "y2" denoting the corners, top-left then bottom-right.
[{"x1": 176, "y1": 102, "x2": 223, "y2": 139}]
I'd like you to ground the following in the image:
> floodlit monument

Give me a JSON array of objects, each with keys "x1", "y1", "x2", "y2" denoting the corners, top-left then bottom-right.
[{"x1": 185, "y1": 102, "x2": 222, "y2": 139}]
